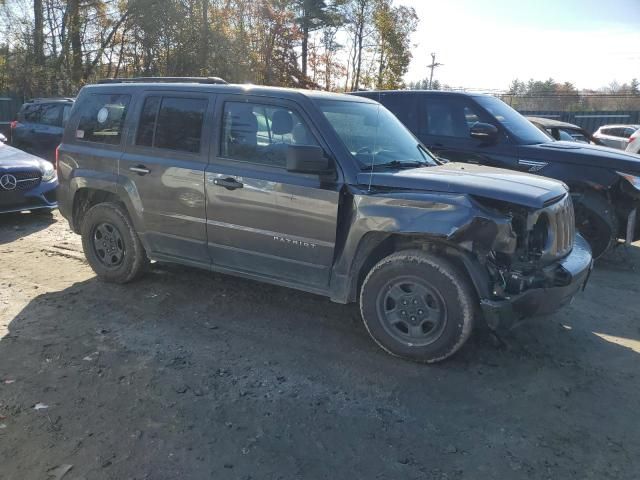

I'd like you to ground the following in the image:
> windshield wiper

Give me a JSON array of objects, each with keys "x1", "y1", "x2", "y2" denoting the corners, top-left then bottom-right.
[{"x1": 364, "y1": 160, "x2": 426, "y2": 171}]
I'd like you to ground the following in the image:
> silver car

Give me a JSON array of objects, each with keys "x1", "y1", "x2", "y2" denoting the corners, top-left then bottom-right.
[
  {"x1": 593, "y1": 124, "x2": 640, "y2": 150},
  {"x1": 625, "y1": 128, "x2": 640, "y2": 155}
]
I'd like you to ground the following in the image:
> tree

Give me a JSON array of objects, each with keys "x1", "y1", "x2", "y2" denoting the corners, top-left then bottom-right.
[
  {"x1": 372, "y1": 0, "x2": 417, "y2": 89},
  {"x1": 294, "y1": 0, "x2": 343, "y2": 79},
  {"x1": 344, "y1": 0, "x2": 375, "y2": 91}
]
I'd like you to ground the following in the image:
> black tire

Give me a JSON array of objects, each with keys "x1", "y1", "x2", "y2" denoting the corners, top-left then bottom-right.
[
  {"x1": 80, "y1": 202, "x2": 147, "y2": 283},
  {"x1": 359, "y1": 250, "x2": 475, "y2": 363},
  {"x1": 574, "y1": 192, "x2": 618, "y2": 259}
]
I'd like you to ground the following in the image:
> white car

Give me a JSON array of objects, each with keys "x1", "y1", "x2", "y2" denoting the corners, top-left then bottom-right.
[
  {"x1": 593, "y1": 124, "x2": 639, "y2": 150},
  {"x1": 625, "y1": 128, "x2": 640, "y2": 155}
]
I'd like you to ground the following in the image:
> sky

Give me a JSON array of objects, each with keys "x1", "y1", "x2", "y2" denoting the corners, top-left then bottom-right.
[{"x1": 397, "y1": 0, "x2": 640, "y2": 91}]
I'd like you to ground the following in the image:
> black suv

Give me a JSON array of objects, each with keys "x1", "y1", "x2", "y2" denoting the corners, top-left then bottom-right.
[
  {"x1": 57, "y1": 79, "x2": 592, "y2": 363},
  {"x1": 11, "y1": 98, "x2": 74, "y2": 161},
  {"x1": 352, "y1": 90, "x2": 640, "y2": 258}
]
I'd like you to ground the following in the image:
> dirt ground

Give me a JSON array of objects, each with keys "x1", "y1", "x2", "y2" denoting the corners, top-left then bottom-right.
[{"x1": 0, "y1": 211, "x2": 639, "y2": 480}]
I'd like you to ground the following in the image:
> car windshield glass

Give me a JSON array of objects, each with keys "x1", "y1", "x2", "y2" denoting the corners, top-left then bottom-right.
[
  {"x1": 315, "y1": 99, "x2": 437, "y2": 169},
  {"x1": 475, "y1": 96, "x2": 552, "y2": 145}
]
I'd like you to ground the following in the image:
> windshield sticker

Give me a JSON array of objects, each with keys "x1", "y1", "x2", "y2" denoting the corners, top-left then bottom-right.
[{"x1": 97, "y1": 107, "x2": 109, "y2": 124}]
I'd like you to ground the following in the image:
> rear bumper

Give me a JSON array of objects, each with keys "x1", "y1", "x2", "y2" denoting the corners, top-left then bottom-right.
[
  {"x1": 481, "y1": 234, "x2": 593, "y2": 329},
  {"x1": 0, "y1": 177, "x2": 58, "y2": 214}
]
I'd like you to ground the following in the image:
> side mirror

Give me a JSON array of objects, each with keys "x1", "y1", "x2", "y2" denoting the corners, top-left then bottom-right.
[
  {"x1": 286, "y1": 145, "x2": 331, "y2": 174},
  {"x1": 470, "y1": 122, "x2": 498, "y2": 142}
]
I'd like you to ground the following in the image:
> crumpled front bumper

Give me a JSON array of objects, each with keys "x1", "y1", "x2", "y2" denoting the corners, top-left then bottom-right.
[{"x1": 481, "y1": 233, "x2": 593, "y2": 330}]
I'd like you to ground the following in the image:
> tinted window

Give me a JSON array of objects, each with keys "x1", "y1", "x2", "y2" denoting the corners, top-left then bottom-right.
[
  {"x1": 424, "y1": 98, "x2": 486, "y2": 138},
  {"x1": 40, "y1": 104, "x2": 63, "y2": 126},
  {"x1": 474, "y1": 95, "x2": 551, "y2": 144},
  {"x1": 62, "y1": 105, "x2": 72, "y2": 125},
  {"x1": 376, "y1": 93, "x2": 420, "y2": 132},
  {"x1": 135, "y1": 96, "x2": 161, "y2": 147},
  {"x1": 221, "y1": 102, "x2": 318, "y2": 167},
  {"x1": 19, "y1": 104, "x2": 41, "y2": 123},
  {"x1": 76, "y1": 93, "x2": 130, "y2": 144},
  {"x1": 155, "y1": 97, "x2": 206, "y2": 153}
]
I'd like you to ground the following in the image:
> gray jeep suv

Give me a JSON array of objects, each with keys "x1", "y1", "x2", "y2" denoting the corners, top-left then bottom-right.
[{"x1": 57, "y1": 78, "x2": 592, "y2": 363}]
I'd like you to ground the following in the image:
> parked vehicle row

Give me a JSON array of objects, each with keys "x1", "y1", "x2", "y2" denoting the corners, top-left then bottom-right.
[
  {"x1": 352, "y1": 90, "x2": 640, "y2": 259},
  {"x1": 51, "y1": 79, "x2": 593, "y2": 363}
]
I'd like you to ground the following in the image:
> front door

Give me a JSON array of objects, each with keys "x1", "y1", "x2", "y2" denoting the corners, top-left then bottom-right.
[
  {"x1": 119, "y1": 92, "x2": 214, "y2": 265},
  {"x1": 419, "y1": 95, "x2": 519, "y2": 169},
  {"x1": 205, "y1": 96, "x2": 341, "y2": 292}
]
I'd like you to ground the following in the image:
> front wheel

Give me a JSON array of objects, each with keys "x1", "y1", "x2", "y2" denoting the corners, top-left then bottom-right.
[
  {"x1": 574, "y1": 193, "x2": 618, "y2": 259},
  {"x1": 80, "y1": 202, "x2": 148, "y2": 283},
  {"x1": 359, "y1": 250, "x2": 475, "y2": 363}
]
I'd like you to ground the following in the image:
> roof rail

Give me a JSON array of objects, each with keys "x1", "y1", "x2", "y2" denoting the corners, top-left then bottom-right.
[
  {"x1": 97, "y1": 76, "x2": 228, "y2": 85},
  {"x1": 27, "y1": 97, "x2": 75, "y2": 103}
]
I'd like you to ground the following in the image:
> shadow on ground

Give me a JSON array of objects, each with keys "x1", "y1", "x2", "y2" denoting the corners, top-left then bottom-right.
[
  {"x1": 0, "y1": 211, "x2": 56, "y2": 245},
  {"x1": 1, "y1": 254, "x2": 639, "y2": 479}
]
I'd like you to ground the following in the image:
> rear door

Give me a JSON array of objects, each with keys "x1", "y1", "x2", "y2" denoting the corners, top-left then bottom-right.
[
  {"x1": 419, "y1": 95, "x2": 519, "y2": 169},
  {"x1": 204, "y1": 95, "x2": 341, "y2": 292},
  {"x1": 63, "y1": 91, "x2": 131, "y2": 193},
  {"x1": 119, "y1": 91, "x2": 214, "y2": 265},
  {"x1": 35, "y1": 103, "x2": 65, "y2": 160}
]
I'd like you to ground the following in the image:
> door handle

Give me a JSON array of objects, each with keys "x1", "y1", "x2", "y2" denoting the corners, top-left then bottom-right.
[
  {"x1": 213, "y1": 177, "x2": 244, "y2": 190},
  {"x1": 129, "y1": 165, "x2": 150, "y2": 175}
]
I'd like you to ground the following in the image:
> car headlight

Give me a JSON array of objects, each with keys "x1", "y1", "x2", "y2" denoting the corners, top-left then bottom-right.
[{"x1": 39, "y1": 160, "x2": 57, "y2": 182}]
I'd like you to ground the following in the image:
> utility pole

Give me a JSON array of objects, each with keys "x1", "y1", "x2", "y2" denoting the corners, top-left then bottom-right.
[{"x1": 427, "y1": 52, "x2": 443, "y2": 89}]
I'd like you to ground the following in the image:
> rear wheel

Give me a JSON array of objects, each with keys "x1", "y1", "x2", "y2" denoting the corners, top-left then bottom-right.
[
  {"x1": 80, "y1": 202, "x2": 147, "y2": 283},
  {"x1": 574, "y1": 193, "x2": 618, "y2": 259},
  {"x1": 359, "y1": 250, "x2": 475, "y2": 363}
]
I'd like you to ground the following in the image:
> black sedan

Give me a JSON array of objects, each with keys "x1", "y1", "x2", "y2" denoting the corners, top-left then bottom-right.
[
  {"x1": 527, "y1": 116, "x2": 602, "y2": 145},
  {"x1": 0, "y1": 141, "x2": 58, "y2": 214}
]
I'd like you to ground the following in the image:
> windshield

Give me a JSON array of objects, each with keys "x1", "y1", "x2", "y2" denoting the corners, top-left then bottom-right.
[
  {"x1": 315, "y1": 99, "x2": 437, "y2": 169},
  {"x1": 475, "y1": 96, "x2": 552, "y2": 145}
]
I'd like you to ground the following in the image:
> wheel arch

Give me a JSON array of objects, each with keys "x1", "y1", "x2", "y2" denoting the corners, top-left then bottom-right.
[{"x1": 331, "y1": 231, "x2": 490, "y2": 305}]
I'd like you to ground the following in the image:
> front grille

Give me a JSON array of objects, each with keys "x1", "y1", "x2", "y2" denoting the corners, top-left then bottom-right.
[
  {"x1": 545, "y1": 193, "x2": 575, "y2": 258},
  {"x1": 0, "y1": 169, "x2": 42, "y2": 191}
]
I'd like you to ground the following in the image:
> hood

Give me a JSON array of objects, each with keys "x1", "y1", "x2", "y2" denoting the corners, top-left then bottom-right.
[
  {"x1": 356, "y1": 163, "x2": 567, "y2": 209},
  {"x1": 0, "y1": 143, "x2": 45, "y2": 170},
  {"x1": 523, "y1": 141, "x2": 640, "y2": 173}
]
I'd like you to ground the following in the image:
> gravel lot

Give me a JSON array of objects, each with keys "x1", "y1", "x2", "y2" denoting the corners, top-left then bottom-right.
[{"x1": 1, "y1": 211, "x2": 639, "y2": 480}]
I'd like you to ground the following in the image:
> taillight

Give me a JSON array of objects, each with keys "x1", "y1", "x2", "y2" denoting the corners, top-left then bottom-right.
[
  {"x1": 10, "y1": 120, "x2": 17, "y2": 129},
  {"x1": 55, "y1": 144, "x2": 60, "y2": 170}
]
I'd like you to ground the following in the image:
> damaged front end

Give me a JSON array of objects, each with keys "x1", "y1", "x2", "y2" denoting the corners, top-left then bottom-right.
[{"x1": 464, "y1": 193, "x2": 593, "y2": 330}]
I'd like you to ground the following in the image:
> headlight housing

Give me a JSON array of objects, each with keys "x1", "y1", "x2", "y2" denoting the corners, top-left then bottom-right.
[
  {"x1": 39, "y1": 160, "x2": 57, "y2": 182},
  {"x1": 616, "y1": 171, "x2": 640, "y2": 191}
]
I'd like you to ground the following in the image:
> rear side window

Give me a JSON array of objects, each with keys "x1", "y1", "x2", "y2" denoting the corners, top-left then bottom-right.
[
  {"x1": 135, "y1": 96, "x2": 206, "y2": 153},
  {"x1": 76, "y1": 93, "x2": 130, "y2": 144},
  {"x1": 376, "y1": 94, "x2": 420, "y2": 132},
  {"x1": 40, "y1": 104, "x2": 63, "y2": 126},
  {"x1": 18, "y1": 104, "x2": 41, "y2": 123}
]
